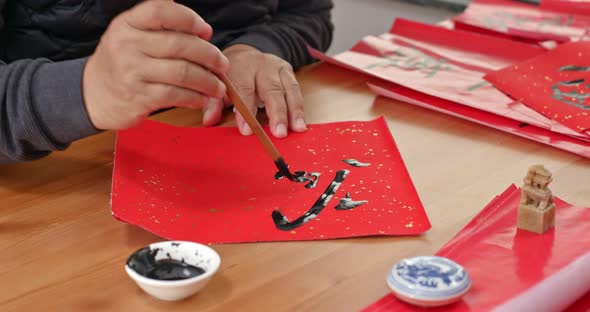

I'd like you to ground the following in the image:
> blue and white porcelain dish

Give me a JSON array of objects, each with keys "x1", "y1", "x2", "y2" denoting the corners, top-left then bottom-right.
[{"x1": 387, "y1": 256, "x2": 471, "y2": 307}]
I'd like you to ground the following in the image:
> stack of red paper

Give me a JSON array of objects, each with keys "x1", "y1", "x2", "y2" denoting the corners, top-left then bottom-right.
[{"x1": 311, "y1": 0, "x2": 590, "y2": 158}]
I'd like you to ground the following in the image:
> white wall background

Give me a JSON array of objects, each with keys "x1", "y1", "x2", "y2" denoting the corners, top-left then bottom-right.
[{"x1": 328, "y1": 0, "x2": 456, "y2": 53}]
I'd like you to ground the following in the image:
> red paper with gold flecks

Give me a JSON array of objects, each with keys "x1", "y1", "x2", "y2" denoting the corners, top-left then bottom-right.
[
  {"x1": 485, "y1": 41, "x2": 590, "y2": 133},
  {"x1": 111, "y1": 117, "x2": 430, "y2": 244}
]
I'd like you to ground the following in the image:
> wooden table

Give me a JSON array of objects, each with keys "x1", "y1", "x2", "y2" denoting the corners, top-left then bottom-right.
[{"x1": 1, "y1": 63, "x2": 589, "y2": 311}]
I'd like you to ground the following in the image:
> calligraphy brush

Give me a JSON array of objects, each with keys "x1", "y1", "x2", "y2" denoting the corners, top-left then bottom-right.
[{"x1": 219, "y1": 74, "x2": 296, "y2": 181}]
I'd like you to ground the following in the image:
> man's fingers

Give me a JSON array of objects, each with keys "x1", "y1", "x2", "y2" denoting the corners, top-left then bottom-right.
[
  {"x1": 140, "y1": 31, "x2": 229, "y2": 75},
  {"x1": 141, "y1": 58, "x2": 226, "y2": 99},
  {"x1": 229, "y1": 73, "x2": 258, "y2": 136},
  {"x1": 279, "y1": 67, "x2": 306, "y2": 132},
  {"x1": 144, "y1": 82, "x2": 210, "y2": 110},
  {"x1": 257, "y1": 71, "x2": 288, "y2": 138},
  {"x1": 125, "y1": 0, "x2": 212, "y2": 40},
  {"x1": 202, "y1": 98, "x2": 224, "y2": 127}
]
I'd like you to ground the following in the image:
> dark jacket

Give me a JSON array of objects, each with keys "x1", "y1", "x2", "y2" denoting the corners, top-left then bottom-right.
[{"x1": 0, "y1": 0, "x2": 333, "y2": 163}]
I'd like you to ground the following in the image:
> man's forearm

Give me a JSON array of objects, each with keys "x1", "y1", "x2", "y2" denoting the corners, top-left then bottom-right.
[{"x1": 0, "y1": 58, "x2": 100, "y2": 163}]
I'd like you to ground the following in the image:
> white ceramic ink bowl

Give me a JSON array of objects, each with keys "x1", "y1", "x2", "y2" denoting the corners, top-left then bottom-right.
[
  {"x1": 386, "y1": 256, "x2": 471, "y2": 307},
  {"x1": 125, "y1": 240, "x2": 221, "y2": 301}
]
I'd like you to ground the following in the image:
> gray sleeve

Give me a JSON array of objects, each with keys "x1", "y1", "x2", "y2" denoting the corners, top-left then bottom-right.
[
  {"x1": 0, "y1": 57, "x2": 101, "y2": 163},
  {"x1": 223, "y1": 0, "x2": 334, "y2": 70}
]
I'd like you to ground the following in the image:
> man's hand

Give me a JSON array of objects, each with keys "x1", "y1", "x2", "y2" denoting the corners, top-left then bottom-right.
[
  {"x1": 83, "y1": 0, "x2": 229, "y2": 130},
  {"x1": 204, "y1": 44, "x2": 307, "y2": 138}
]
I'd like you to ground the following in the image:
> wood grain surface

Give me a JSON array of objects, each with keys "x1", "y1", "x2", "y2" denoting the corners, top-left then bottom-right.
[{"x1": 1, "y1": 63, "x2": 589, "y2": 312}]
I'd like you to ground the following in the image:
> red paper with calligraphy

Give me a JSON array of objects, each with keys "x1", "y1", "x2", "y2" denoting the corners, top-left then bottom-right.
[
  {"x1": 453, "y1": 0, "x2": 590, "y2": 44},
  {"x1": 367, "y1": 82, "x2": 590, "y2": 158},
  {"x1": 111, "y1": 118, "x2": 430, "y2": 244},
  {"x1": 485, "y1": 41, "x2": 590, "y2": 133},
  {"x1": 309, "y1": 19, "x2": 550, "y2": 127},
  {"x1": 310, "y1": 19, "x2": 590, "y2": 139}
]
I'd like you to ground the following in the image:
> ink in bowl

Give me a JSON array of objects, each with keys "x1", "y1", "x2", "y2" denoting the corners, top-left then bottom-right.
[{"x1": 125, "y1": 241, "x2": 220, "y2": 301}]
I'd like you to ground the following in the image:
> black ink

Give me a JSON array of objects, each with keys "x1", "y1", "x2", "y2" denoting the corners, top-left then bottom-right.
[
  {"x1": 335, "y1": 192, "x2": 368, "y2": 210},
  {"x1": 274, "y1": 157, "x2": 296, "y2": 181},
  {"x1": 343, "y1": 159, "x2": 371, "y2": 167},
  {"x1": 293, "y1": 171, "x2": 310, "y2": 183},
  {"x1": 552, "y1": 65, "x2": 590, "y2": 110},
  {"x1": 482, "y1": 11, "x2": 572, "y2": 31},
  {"x1": 305, "y1": 172, "x2": 321, "y2": 189},
  {"x1": 171, "y1": 242, "x2": 180, "y2": 247},
  {"x1": 127, "y1": 247, "x2": 205, "y2": 281},
  {"x1": 558, "y1": 78, "x2": 585, "y2": 86},
  {"x1": 552, "y1": 80, "x2": 590, "y2": 109},
  {"x1": 559, "y1": 65, "x2": 590, "y2": 72},
  {"x1": 275, "y1": 169, "x2": 321, "y2": 189},
  {"x1": 294, "y1": 171, "x2": 322, "y2": 189},
  {"x1": 145, "y1": 260, "x2": 205, "y2": 281},
  {"x1": 365, "y1": 47, "x2": 451, "y2": 78},
  {"x1": 518, "y1": 123, "x2": 529, "y2": 128},
  {"x1": 272, "y1": 170, "x2": 350, "y2": 231},
  {"x1": 466, "y1": 80, "x2": 491, "y2": 92},
  {"x1": 389, "y1": 50, "x2": 406, "y2": 57}
]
